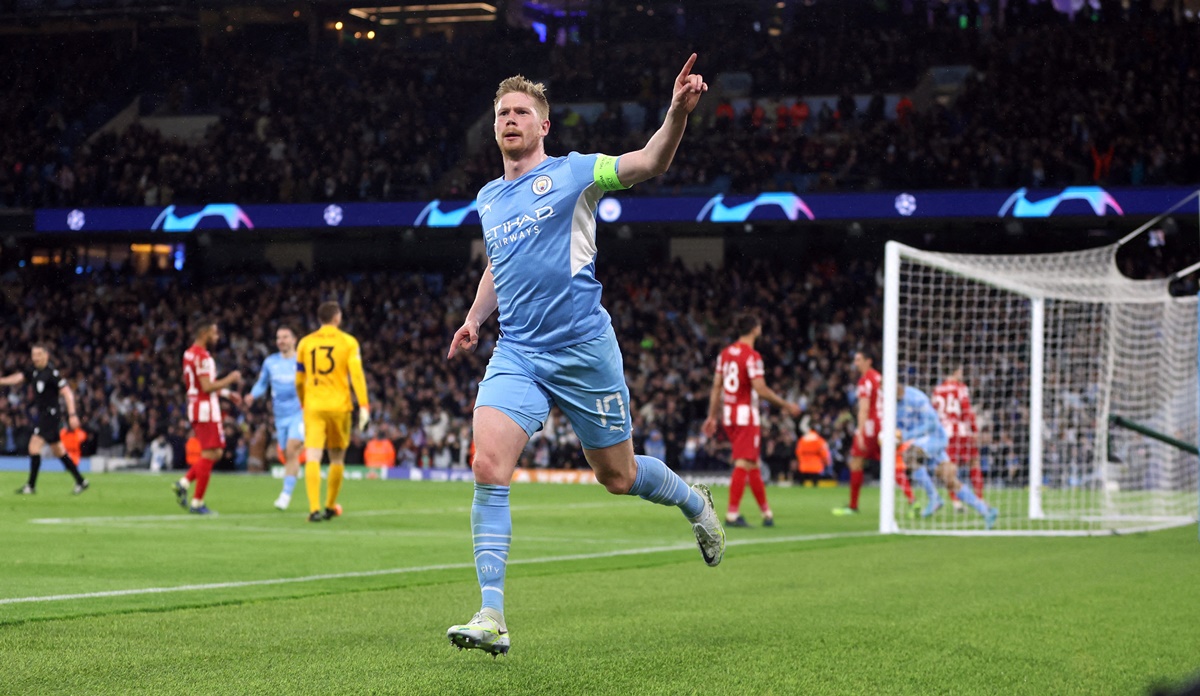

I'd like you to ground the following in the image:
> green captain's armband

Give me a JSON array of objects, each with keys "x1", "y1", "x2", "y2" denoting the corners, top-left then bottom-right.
[{"x1": 593, "y1": 154, "x2": 629, "y2": 192}]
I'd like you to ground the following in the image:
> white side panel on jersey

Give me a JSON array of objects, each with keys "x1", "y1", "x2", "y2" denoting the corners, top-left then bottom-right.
[{"x1": 570, "y1": 183, "x2": 603, "y2": 277}]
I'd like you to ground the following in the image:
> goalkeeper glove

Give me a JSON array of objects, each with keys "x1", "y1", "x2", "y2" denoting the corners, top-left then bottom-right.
[{"x1": 357, "y1": 406, "x2": 371, "y2": 433}]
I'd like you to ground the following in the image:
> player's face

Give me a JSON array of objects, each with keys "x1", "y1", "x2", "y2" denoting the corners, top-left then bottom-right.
[
  {"x1": 30, "y1": 347, "x2": 48, "y2": 368},
  {"x1": 276, "y1": 329, "x2": 296, "y2": 354},
  {"x1": 205, "y1": 325, "x2": 220, "y2": 348},
  {"x1": 494, "y1": 92, "x2": 549, "y2": 159},
  {"x1": 853, "y1": 353, "x2": 870, "y2": 375}
]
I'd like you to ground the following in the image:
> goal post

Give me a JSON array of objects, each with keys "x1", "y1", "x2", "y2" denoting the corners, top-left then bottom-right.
[{"x1": 881, "y1": 240, "x2": 1199, "y2": 536}]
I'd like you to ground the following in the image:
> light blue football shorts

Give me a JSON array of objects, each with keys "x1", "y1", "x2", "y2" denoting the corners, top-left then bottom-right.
[
  {"x1": 276, "y1": 414, "x2": 305, "y2": 445},
  {"x1": 475, "y1": 324, "x2": 631, "y2": 451},
  {"x1": 911, "y1": 435, "x2": 949, "y2": 466}
]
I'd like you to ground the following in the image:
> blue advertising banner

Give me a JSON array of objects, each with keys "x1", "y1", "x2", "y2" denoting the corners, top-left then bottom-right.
[{"x1": 34, "y1": 186, "x2": 1197, "y2": 234}]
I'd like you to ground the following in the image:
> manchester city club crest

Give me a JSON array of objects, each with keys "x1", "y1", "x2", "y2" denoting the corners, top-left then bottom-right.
[{"x1": 532, "y1": 175, "x2": 553, "y2": 195}]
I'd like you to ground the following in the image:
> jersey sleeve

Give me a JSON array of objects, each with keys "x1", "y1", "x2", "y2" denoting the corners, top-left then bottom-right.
[
  {"x1": 747, "y1": 352, "x2": 765, "y2": 380},
  {"x1": 294, "y1": 338, "x2": 307, "y2": 403},
  {"x1": 569, "y1": 151, "x2": 629, "y2": 192},
  {"x1": 346, "y1": 336, "x2": 369, "y2": 408},
  {"x1": 961, "y1": 387, "x2": 978, "y2": 433},
  {"x1": 250, "y1": 359, "x2": 272, "y2": 400},
  {"x1": 53, "y1": 369, "x2": 66, "y2": 390}
]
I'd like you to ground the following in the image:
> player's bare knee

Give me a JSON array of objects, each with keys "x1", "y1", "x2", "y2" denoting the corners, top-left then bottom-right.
[
  {"x1": 471, "y1": 450, "x2": 511, "y2": 485},
  {"x1": 594, "y1": 467, "x2": 634, "y2": 495}
]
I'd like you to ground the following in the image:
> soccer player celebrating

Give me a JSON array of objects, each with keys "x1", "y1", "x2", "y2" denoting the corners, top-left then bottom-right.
[
  {"x1": 445, "y1": 55, "x2": 724, "y2": 656},
  {"x1": 896, "y1": 373, "x2": 998, "y2": 529},
  {"x1": 701, "y1": 313, "x2": 802, "y2": 527},
  {"x1": 295, "y1": 302, "x2": 370, "y2": 523},
  {"x1": 246, "y1": 326, "x2": 305, "y2": 511},
  {"x1": 0, "y1": 345, "x2": 88, "y2": 495},
  {"x1": 933, "y1": 365, "x2": 983, "y2": 508},
  {"x1": 176, "y1": 319, "x2": 242, "y2": 514}
]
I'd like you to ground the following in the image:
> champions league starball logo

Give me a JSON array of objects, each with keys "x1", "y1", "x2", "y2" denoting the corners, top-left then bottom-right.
[
  {"x1": 597, "y1": 198, "x2": 622, "y2": 223},
  {"x1": 323, "y1": 205, "x2": 344, "y2": 226},
  {"x1": 66, "y1": 209, "x2": 86, "y2": 231}
]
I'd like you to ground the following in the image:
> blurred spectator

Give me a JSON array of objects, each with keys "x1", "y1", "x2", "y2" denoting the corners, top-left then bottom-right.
[{"x1": 364, "y1": 430, "x2": 396, "y2": 468}]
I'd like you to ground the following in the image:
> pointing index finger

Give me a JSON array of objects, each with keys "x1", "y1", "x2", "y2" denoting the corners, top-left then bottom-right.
[{"x1": 677, "y1": 52, "x2": 697, "y2": 81}]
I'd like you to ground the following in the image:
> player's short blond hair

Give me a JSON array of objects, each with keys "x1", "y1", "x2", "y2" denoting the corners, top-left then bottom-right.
[{"x1": 494, "y1": 75, "x2": 549, "y2": 121}]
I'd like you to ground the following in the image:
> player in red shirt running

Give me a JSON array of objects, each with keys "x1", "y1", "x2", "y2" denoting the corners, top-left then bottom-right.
[
  {"x1": 834, "y1": 350, "x2": 915, "y2": 515},
  {"x1": 934, "y1": 365, "x2": 983, "y2": 508},
  {"x1": 174, "y1": 318, "x2": 242, "y2": 514},
  {"x1": 703, "y1": 313, "x2": 802, "y2": 527}
]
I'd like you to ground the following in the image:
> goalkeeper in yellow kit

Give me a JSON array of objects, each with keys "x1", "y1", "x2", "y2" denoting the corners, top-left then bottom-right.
[{"x1": 295, "y1": 301, "x2": 371, "y2": 523}]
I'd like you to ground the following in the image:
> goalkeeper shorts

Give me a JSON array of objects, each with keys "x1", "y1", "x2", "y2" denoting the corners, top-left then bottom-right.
[{"x1": 304, "y1": 410, "x2": 351, "y2": 451}]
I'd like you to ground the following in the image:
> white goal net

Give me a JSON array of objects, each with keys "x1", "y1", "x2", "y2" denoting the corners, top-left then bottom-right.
[{"x1": 880, "y1": 240, "x2": 1199, "y2": 535}]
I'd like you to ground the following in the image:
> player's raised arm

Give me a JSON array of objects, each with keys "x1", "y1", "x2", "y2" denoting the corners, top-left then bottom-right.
[
  {"x1": 448, "y1": 260, "x2": 499, "y2": 359},
  {"x1": 0, "y1": 371, "x2": 25, "y2": 387},
  {"x1": 611, "y1": 53, "x2": 708, "y2": 188}
]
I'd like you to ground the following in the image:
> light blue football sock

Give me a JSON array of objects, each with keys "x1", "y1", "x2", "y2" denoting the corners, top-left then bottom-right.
[
  {"x1": 912, "y1": 466, "x2": 939, "y2": 502},
  {"x1": 281, "y1": 475, "x2": 297, "y2": 497},
  {"x1": 956, "y1": 484, "x2": 991, "y2": 516},
  {"x1": 472, "y1": 483, "x2": 511, "y2": 615},
  {"x1": 628, "y1": 455, "x2": 705, "y2": 519}
]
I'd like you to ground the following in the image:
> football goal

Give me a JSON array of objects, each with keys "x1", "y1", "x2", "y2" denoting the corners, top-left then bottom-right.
[{"x1": 880, "y1": 238, "x2": 1199, "y2": 535}]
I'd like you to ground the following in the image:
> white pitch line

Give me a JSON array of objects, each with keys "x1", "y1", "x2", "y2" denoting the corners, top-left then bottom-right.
[
  {"x1": 0, "y1": 531, "x2": 875, "y2": 606},
  {"x1": 77, "y1": 525, "x2": 648, "y2": 547},
  {"x1": 28, "y1": 501, "x2": 620, "y2": 526}
]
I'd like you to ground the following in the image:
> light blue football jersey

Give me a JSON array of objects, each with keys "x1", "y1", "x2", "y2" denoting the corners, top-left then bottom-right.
[
  {"x1": 898, "y1": 385, "x2": 949, "y2": 453},
  {"x1": 250, "y1": 352, "x2": 302, "y2": 422},
  {"x1": 477, "y1": 152, "x2": 624, "y2": 352}
]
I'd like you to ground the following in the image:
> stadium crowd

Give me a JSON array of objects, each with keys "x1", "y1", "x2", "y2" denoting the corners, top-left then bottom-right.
[
  {"x1": 5, "y1": 14, "x2": 1200, "y2": 209},
  {"x1": 0, "y1": 254, "x2": 883, "y2": 477}
]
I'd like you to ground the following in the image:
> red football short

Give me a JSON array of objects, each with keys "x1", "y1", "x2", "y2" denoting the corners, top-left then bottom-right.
[
  {"x1": 947, "y1": 438, "x2": 978, "y2": 465},
  {"x1": 725, "y1": 425, "x2": 761, "y2": 462},
  {"x1": 850, "y1": 423, "x2": 881, "y2": 461},
  {"x1": 191, "y1": 421, "x2": 226, "y2": 451}
]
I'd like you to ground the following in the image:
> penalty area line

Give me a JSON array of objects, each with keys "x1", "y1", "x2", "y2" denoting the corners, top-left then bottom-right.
[{"x1": 0, "y1": 531, "x2": 875, "y2": 606}]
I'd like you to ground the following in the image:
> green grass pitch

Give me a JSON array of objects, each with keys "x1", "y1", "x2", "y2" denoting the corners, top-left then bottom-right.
[{"x1": 1, "y1": 471, "x2": 1198, "y2": 695}]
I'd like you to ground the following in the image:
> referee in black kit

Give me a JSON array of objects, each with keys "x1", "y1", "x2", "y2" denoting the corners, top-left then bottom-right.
[{"x1": 0, "y1": 345, "x2": 89, "y2": 494}]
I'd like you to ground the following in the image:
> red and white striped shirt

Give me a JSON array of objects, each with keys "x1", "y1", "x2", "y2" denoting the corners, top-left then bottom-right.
[
  {"x1": 183, "y1": 344, "x2": 221, "y2": 424},
  {"x1": 857, "y1": 368, "x2": 882, "y2": 438},
  {"x1": 715, "y1": 341, "x2": 764, "y2": 428},
  {"x1": 933, "y1": 379, "x2": 978, "y2": 441}
]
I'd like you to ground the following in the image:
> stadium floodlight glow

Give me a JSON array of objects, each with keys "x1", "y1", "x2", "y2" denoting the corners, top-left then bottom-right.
[
  {"x1": 404, "y1": 14, "x2": 495, "y2": 22},
  {"x1": 349, "y1": 3, "x2": 496, "y2": 16},
  {"x1": 335, "y1": 20, "x2": 344, "y2": 29}
]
